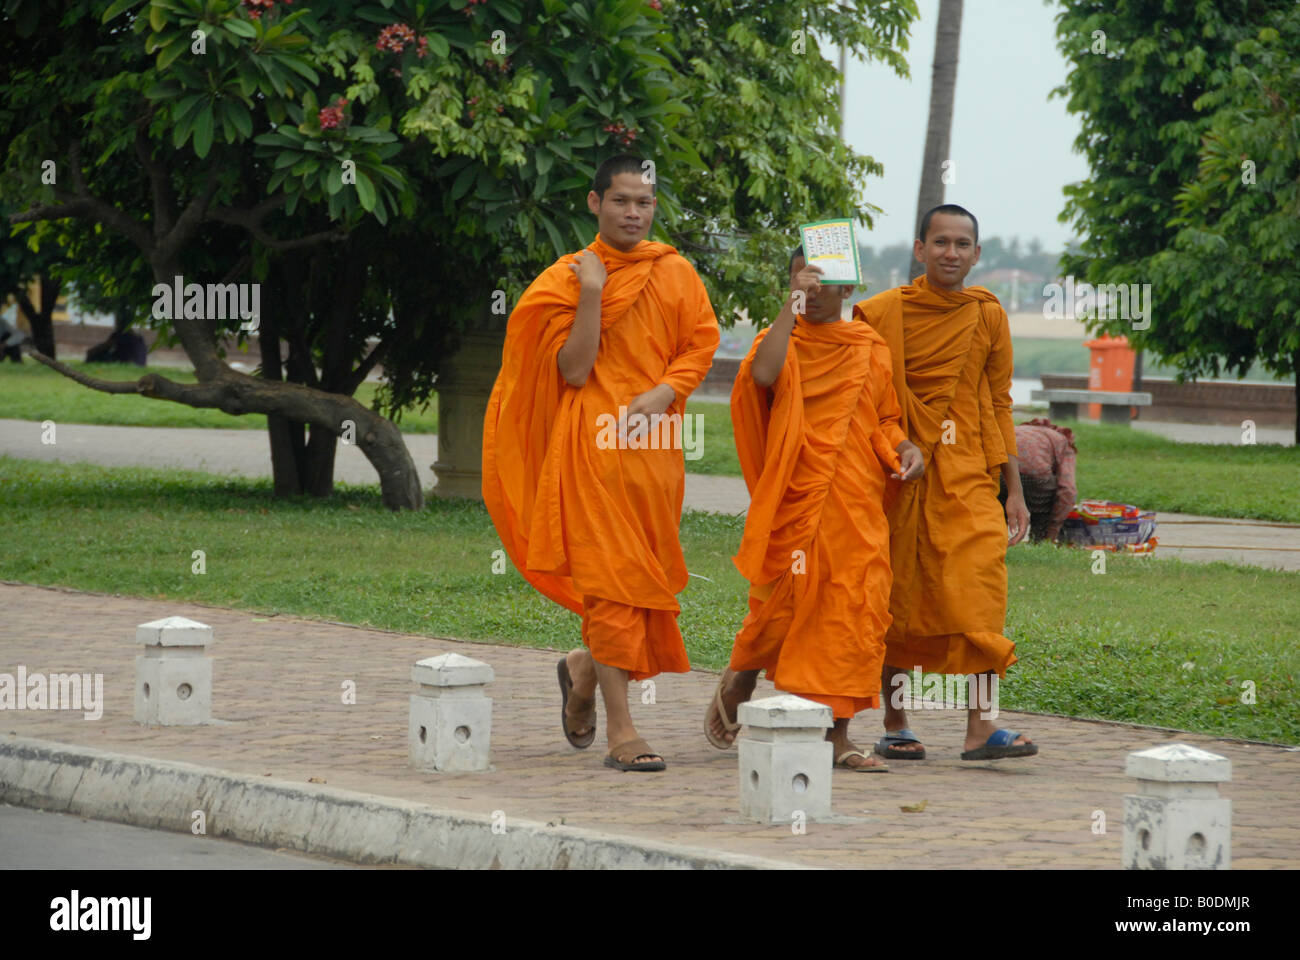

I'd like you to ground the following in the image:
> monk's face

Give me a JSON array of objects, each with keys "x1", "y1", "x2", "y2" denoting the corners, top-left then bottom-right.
[
  {"x1": 914, "y1": 212, "x2": 980, "y2": 291},
  {"x1": 588, "y1": 172, "x2": 656, "y2": 252},
  {"x1": 790, "y1": 256, "x2": 853, "y2": 323}
]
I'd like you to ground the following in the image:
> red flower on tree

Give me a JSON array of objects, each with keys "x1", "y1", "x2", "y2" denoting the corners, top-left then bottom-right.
[
  {"x1": 602, "y1": 121, "x2": 638, "y2": 147},
  {"x1": 318, "y1": 97, "x2": 349, "y2": 130},
  {"x1": 242, "y1": 0, "x2": 291, "y2": 20}
]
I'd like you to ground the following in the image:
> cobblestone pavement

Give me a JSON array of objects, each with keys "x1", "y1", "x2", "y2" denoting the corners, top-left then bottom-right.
[{"x1": 3, "y1": 582, "x2": 1296, "y2": 868}]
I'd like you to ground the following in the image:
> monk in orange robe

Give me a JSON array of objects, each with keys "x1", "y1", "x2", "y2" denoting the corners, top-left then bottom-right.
[
  {"x1": 483, "y1": 154, "x2": 719, "y2": 772},
  {"x1": 856, "y1": 204, "x2": 1038, "y2": 762},
  {"x1": 704, "y1": 247, "x2": 923, "y2": 770}
]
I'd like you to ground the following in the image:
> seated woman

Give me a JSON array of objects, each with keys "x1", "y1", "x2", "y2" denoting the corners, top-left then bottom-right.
[{"x1": 999, "y1": 418, "x2": 1077, "y2": 542}]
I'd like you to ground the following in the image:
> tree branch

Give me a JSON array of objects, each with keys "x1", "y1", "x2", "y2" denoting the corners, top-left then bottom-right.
[
  {"x1": 207, "y1": 202, "x2": 349, "y2": 251},
  {"x1": 135, "y1": 123, "x2": 176, "y2": 239}
]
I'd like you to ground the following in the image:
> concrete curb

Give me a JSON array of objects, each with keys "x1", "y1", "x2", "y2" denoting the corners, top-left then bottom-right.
[{"x1": 0, "y1": 736, "x2": 803, "y2": 870}]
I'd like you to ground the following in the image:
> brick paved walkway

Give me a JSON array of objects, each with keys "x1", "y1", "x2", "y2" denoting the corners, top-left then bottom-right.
[{"x1": 3, "y1": 582, "x2": 1296, "y2": 868}]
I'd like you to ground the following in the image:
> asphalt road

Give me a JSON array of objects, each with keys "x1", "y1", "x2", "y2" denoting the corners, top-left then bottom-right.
[{"x1": 0, "y1": 804, "x2": 366, "y2": 869}]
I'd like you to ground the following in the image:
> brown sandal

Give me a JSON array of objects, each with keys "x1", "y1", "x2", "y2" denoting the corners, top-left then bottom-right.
[
  {"x1": 835, "y1": 749, "x2": 890, "y2": 773},
  {"x1": 704, "y1": 677, "x2": 742, "y2": 750},
  {"x1": 604, "y1": 737, "x2": 666, "y2": 772},
  {"x1": 556, "y1": 657, "x2": 596, "y2": 749}
]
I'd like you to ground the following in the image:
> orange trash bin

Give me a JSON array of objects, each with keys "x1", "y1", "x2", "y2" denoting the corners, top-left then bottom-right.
[{"x1": 1084, "y1": 334, "x2": 1136, "y2": 419}]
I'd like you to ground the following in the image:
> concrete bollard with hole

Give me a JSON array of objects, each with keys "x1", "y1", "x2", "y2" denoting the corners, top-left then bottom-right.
[
  {"x1": 737, "y1": 694, "x2": 833, "y2": 823},
  {"x1": 409, "y1": 653, "x2": 494, "y2": 773},
  {"x1": 133, "y1": 616, "x2": 213, "y2": 725},
  {"x1": 1123, "y1": 743, "x2": 1231, "y2": 870}
]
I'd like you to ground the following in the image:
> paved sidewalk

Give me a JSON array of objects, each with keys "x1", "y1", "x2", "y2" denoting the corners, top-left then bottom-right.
[
  {"x1": 4, "y1": 419, "x2": 1298, "y2": 570},
  {"x1": 2, "y1": 582, "x2": 1297, "y2": 868}
]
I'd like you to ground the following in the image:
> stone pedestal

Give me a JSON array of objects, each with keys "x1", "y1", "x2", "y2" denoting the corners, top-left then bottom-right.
[
  {"x1": 409, "y1": 653, "x2": 494, "y2": 772},
  {"x1": 737, "y1": 694, "x2": 832, "y2": 823},
  {"x1": 133, "y1": 616, "x2": 213, "y2": 725},
  {"x1": 1123, "y1": 743, "x2": 1231, "y2": 870},
  {"x1": 433, "y1": 314, "x2": 507, "y2": 500}
]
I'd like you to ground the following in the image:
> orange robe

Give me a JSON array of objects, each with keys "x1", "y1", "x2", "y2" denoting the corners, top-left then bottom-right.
[
  {"x1": 729, "y1": 317, "x2": 907, "y2": 718},
  {"x1": 855, "y1": 275, "x2": 1019, "y2": 677},
  {"x1": 482, "y1": 235, "x2": 719, "y2": 680}
]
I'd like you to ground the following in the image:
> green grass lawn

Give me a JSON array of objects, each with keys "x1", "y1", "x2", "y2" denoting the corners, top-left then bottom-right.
[
  {"x1": 4, "y1": 456, "x2": 1296, "y2": 744},
  {"x1": 686, "y1": 408, "x2": 1300, "y2": 523},
  {"x1": 5, "y1": 357, "x2": 1297, "y2": 520},
  {"x1": 0, "y1": 360, "x2": 439, "y2": 433}
]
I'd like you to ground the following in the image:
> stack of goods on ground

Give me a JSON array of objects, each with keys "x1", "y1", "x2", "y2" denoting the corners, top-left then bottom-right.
[{"x1": 1060, "y1": 499, "x2": 1158, "y2": 554}]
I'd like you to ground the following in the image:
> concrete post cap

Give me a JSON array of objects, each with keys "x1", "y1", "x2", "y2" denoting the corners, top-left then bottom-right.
[
  {"x1": 134, "y1": 616, "x2": 213, "y2": 648},
  {"x1": 1125, "y1": 743, "x2": 1231, "y2": 782},
  {"x1": 737, "y1": 694, "x2": 832, "y2": 729},
  {"x1": 411, "y1": 652, "x2": 494, "y2": 687}
]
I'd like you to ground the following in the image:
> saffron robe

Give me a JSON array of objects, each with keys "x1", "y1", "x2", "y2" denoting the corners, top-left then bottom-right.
[
  {"x1": 482, "y1": 235, "x2": 719, "y2": 680},
  {"x1": 855, "y1": 275, "x2": 1019, "y2": 676},
  {"x1": 728, "y1": 317, "x2": 907, "y2": 717}
]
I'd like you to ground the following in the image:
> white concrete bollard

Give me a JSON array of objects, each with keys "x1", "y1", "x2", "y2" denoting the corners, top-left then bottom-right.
[
  {"x1": 1123, "y1": 743, "x2": 1231, "y2": 870},
  {"x1": 737, "y1": 694, "x2": 832, "y2": 823},
  {"x1": 409, "y1": 653, "x2": 494, "y2": 773},
  {"x1": 133, "y1": 616, "x2": 214, "y2": 725}
]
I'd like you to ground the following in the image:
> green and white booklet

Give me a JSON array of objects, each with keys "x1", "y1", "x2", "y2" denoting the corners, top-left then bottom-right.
[{"x1": 798, "y1": 218, "x2": 861, "y2": 284}]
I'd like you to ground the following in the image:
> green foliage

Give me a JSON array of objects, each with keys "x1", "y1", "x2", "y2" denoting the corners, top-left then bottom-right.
[
  {"x1": 665, "y1": 1, "x2": 917, "y2": 315},
  {"x1": 1052, "y1": 0, "x2": 1300, "y2": 385}
]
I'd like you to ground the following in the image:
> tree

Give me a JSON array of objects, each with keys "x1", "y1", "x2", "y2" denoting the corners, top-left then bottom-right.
[
  {"x1": 1053, "y1": 0, "x2": 1298, "y2": 439},
  {"x1": 1, "y1": 0, "x2": 921, "y2": 506},
  {"x1": 900, "y1": 0, "x2": 962, "y2": 285},
  {"x1": 0, "y1": 202, "x2": 65, "y2": 359},
  {"x1": 1, "y1": 0, "x2": 688, "y2": 509},
  {"x1": 663, "y1": 0, "x2": 917, "y2": 313}
]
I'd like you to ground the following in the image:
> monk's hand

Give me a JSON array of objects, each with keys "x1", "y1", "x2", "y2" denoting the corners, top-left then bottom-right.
[
  {"x1": 1005, "y1": 491, "x2": 1030, "y2": 546},
  {"x1": 569, "y1": 249, "x2": 607, "y2": 292},
  {"x1": 892, "y1": 440, "x2": 924, "y2": 481},
  {"x1": 620, "y1": 383, "x2": 676, "y2": 445},
  {"x1": 789, "y1": 264, "x2": 824, "y2": 312}
]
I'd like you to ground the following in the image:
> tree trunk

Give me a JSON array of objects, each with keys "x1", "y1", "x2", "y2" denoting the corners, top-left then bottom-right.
[
  {"x1": 901, "y1": 0, "x2": 964, "y2": 286},
  {"x1": 15, "y1": 273, "x2": 60, "y2": 358},
  {"x1": 144, "y1": 257, "x2": 423, "y2": 509},
  {"x1": 1294, "y1": 350, "x2": 1299, "y2": 446},
  {"x1": 304, "y1": 424, "x2": 337, "y2": 498}
]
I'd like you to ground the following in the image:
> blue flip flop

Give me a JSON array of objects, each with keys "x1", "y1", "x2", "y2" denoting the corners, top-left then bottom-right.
[
  {"x1": 961, "y1": 728, "x2": 1038, "y2": 761},
  {"x1": 874, "y1": 728, "x2": 926, "y2": 760}
]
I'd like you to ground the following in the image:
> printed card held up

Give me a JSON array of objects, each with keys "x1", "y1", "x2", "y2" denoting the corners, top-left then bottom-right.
[{"x1": 798, "y1": 219, "x2": 861, "y2": 285}]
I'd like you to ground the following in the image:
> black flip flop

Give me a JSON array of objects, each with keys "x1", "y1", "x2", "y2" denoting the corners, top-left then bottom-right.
[
  {"x1": 874, "y1": 728, "x2": 926, "y2": 760},
  {"x1": 961, "y1": 728, "x2": 1038, "y2": 761},
  {"x1": 556, "y1": 657, "x2": 596, "y2": 749}
]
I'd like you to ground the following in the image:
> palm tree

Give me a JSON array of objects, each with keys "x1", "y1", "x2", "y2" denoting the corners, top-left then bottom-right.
[{"x1": 900, "y1": 0, "x2": 964, "y2": 285}]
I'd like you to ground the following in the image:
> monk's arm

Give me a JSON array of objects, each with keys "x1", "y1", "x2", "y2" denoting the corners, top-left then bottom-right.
[
  {"x1": 870, "y1": 341, "x2": 922, "y2": 479},
  {"x1": 750, "y1": 300, "x2": 797, "y2": 388},
  {"x1": 557, "y1": 252, "x2": 606, "y2": 386},
  {"x1": 989, "y1": 305, "x2": 1028, "y2": 543},
  {"x1": 656, "y1": 271, "x2": 721, "y2": 404}
]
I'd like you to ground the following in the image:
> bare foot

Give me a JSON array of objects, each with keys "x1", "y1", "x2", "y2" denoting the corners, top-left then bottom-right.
[
  {"x1": 829, "y1": 723, "x2": 889, "y2": 770},
  {"x1": 964, "y1": 718, "x2": 1032, "y2": 753}
]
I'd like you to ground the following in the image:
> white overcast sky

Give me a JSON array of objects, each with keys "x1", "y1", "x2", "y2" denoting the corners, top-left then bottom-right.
[{"x1": 841, "y1": 0, "x2": 1090, "y2": 253}]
